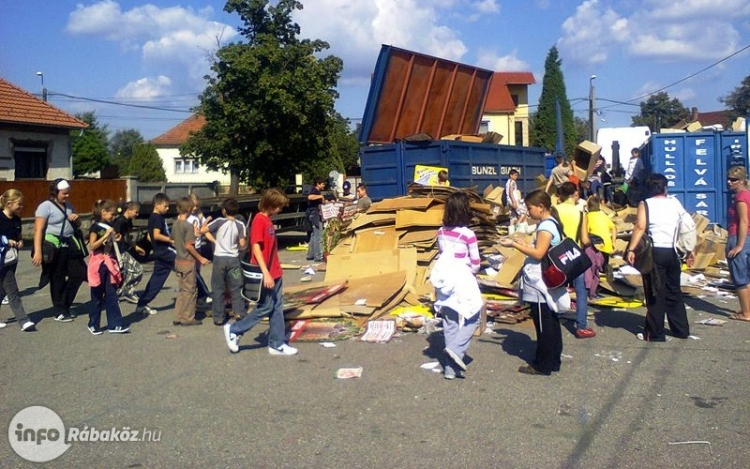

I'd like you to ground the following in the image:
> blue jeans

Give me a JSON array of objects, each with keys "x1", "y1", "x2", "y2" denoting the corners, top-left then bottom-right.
[
  {"x1": 89, "y1": 262, "x2": 125, "y2": 330},
  {"x1": 573, "y1": 273, "x2": 588, "y2": 329},
  {"x1": 230, "y1": 278, "x2": 286, "y2": 349},
  {"x1": 307, "y1": 225, "x2": 323, "y2": 261}
]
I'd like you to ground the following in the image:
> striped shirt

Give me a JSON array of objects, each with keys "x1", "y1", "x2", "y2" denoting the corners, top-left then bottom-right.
[{"x1": 437, "y1": 226, "x2": 481, "y2": 274}]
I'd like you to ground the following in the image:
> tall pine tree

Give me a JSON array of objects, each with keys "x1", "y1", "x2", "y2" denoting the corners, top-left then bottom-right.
[{"x1": 530, "y1": 46, "x2": 576, "y2": 157}]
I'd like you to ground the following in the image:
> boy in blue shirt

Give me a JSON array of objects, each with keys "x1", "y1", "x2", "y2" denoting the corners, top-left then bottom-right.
[{"x1": 135, "y1": 193, "x2": 174, "y2": 316}]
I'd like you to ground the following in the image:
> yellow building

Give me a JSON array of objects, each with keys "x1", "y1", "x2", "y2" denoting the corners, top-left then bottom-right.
[{"x1": 481, "y1": 72, "x2": 535, "y2": 146}]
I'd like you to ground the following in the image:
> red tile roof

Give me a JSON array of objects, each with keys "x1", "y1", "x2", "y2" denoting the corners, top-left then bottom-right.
[
  {"x1": 0, "y1": 78, "x2": 87, "y2": 129},
  {"x1": 484, "y1": 72, "x2": 536, "y2": 113},
  {"x1": 696, "y1": 110, "x2": 732, "y2": 128},
  {"x1": 151, "y1": 114, "x2": 206, "y2": 146}
]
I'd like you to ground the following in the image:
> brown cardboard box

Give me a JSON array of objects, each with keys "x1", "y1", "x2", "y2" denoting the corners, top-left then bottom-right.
[
  {"x1": 692, "y1": 213, "x2": 710, "y2": 236},
  {"x1": 573, "y1": 140, "x2": 602, "y2": 177},
  {"x1": 493, "y1": 247, "x2": 525, "y2": 287}
]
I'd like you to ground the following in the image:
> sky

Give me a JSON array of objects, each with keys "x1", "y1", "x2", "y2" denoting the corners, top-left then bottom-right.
[{"x1": 2, "y1": 0, "x2": 749, "y2": 141}]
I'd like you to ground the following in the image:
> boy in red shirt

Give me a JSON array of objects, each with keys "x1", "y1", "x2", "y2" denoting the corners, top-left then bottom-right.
[{"x1": 223, "y1": 188, "x2": 298, "y2": 355}]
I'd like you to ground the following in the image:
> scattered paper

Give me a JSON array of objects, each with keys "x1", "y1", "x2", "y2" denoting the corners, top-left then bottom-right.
[
  {"x1": 300, "y1": 276, "x2": 312, "y2": 282},
  {"x1": 320, "y1": 342, "x2": 337, "y2": 348},
  {"x1": 696, "y1": 318, "x2": 726, "y2": 326},
  {"x1": 335, "y1": 367, "x2": 363, "y2": 379},
  {"x1": 360, "y1": 320, "x2": 396, "y2": 343},
  {"x1": 355, "y1": 298, "x2": 367, "y2": 306},
  {"x1": 304, "y1": 267, "x2": 315, "y2": 275}
]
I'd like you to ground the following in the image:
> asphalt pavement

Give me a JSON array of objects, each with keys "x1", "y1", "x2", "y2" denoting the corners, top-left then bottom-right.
[{"x1": 1, "y1": 237, "x2": 750, "y2": 468}]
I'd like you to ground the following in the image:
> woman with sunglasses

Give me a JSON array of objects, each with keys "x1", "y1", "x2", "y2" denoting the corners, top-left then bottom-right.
[{"x1": 726, "y1": 166, "x2": 750, "y2": 322}]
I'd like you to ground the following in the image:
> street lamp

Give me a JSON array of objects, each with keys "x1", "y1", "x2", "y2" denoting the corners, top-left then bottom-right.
[
  {"x1": 588, "y1": 75, "x2": 597, "y2": 141},
  {"x1": 36, "y1": 71, "x2": 47, "y2": 102}
]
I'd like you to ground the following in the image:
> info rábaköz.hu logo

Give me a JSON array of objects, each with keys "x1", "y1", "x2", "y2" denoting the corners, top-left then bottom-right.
[{"x1": 8, "y1": 405, "x2": 161, "y2": 462}]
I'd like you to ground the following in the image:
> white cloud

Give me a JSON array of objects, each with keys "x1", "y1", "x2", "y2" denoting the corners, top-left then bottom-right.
[
  {"x1": 116, "y1": 76, "x2": 172, "y2": 100},
  {"x1": 558, "y1": 0, "x2": 628, "y2": 65},
  {"x1": 294, "y1": 0, "x2": 467, "y2": 83},
  {"x1": 66, "y1": 1, "x2": 235, "y2": 89},
  {"x1": 673, "y1": 88, "x2": 696, "y2": 103},
  {"x1": 644, "y1": 0, "x2": 750, "y2": 20},
  {"x1": 558, "y1": 0, "x2": 745, "y2": 64},
  {"x1": 476, "y1": 49, "x2": 531, "y2": 71},
  {"x1": 473, "y1": 0, "x2": 500, "y2": 14}
]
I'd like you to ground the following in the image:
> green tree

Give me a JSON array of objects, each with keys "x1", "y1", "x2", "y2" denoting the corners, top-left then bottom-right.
[
  {"x1": 72, "y1": 112, "x2": 109, "y2": 177},
  {"x1": 529, "y1": 46, "x2": 576, "y2": 157},
  {"x1": 631, "y1": 92, "x2": 689, "y2": 130},
  {"x1": 128, "y1": 143, "x2": 167, "y2": 182},
  {"x1": 109, "y1": 129, "x2": 145, "y2": 176},
  {"x1": 720, "y1": 74, "x2": 750, "y2": 121},
  {"x1": 183, "y1": 0, "x2": 343, "y2": 193}
]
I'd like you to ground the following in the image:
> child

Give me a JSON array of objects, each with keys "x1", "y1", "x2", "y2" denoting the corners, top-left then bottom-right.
[
  {"x1": 0, "y1": 189, "x2": 34, "y2": 331},
  {"x1": 555, "y1": 182, "x2": 595, "y2": 339},
  {"x1": 135, "y1": 193, "x2": 174, "y2": 316},
  {"x1": 437, "y1": 170, "x2": 450, "y2": 186},
  {"x1": 187, "y1": 193, "x2": 212, "y2": 309},
  {"x1": 202, "y1": 198, "x2": 247, "y2": 326},
  {"x1": 503, "y1": 189, "x2": 567, "y2": 375},
  {"x1": 505, "y1": 169, "x2": 529, "y2": 233},
  {"x1": 87, "y1": 199, "x2": 129, "y2": 334},
  {"x1": 223, "y1": 189, "x2": 297, "y2": 356},
  {"x1": 112, "y1": 201, "x2": 144, "y2": 304},
  {"x1": 586, "y1": 195, "x2": 617, "y2": 266},
  {"x1": 172, "y1": 197, "x2": 210, "y2": 326},
  {"x1": 431, "y1": 192, "x2": 482, "y2": 379}
]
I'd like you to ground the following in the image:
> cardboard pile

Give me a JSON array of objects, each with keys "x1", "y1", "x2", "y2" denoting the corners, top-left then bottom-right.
[{"x1": 283, "y1": 185, "x2": 501, "y2": 328}]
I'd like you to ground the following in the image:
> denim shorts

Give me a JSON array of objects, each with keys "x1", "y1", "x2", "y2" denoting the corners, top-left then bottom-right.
[{"x1": 727, "y1": 235, "x2": 750, "y2": 287}]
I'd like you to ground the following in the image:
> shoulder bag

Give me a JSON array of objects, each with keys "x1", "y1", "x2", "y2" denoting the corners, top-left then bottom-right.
[
  {"x1": 632, "y1": 200, "x2": 654, "y2": 274},
  {"x1": 541, "y1": 218, "x2": 592, "y2": 289}
]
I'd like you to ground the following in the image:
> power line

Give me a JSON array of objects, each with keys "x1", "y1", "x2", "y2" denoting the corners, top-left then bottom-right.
[
  {"x1": 49, "y1": 91, "x2": 194, "y2": 113},
  {"x1": 598, "y1": 42, "x2": 750, "y2": 112}
]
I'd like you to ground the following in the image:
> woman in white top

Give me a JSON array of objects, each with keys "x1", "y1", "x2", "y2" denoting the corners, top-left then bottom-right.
[{"x1": 625, "y1": 174, "x2": 691, "y2": 341}]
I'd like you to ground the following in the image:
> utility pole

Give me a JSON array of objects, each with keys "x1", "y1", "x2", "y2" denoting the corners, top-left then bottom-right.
[{"x1": 588, "y1": 75, "x2": 597, "y2": 141}]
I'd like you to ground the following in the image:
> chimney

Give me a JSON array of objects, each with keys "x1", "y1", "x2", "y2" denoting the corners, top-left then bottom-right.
[{"x1": 690, "y1": 107, "x2": 699, "y2": 122}]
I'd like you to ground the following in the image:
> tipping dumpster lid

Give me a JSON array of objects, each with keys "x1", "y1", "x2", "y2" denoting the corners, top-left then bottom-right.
[{"x1": 359, "y1": 45, "x2": 494, "y2": 145}]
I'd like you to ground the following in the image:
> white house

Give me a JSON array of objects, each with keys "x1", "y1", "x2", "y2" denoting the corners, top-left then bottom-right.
[
  {"x1": 151, "y1": 114, "x2": 231, "y2": 185},
  {"x1": 0, "y1": 78, "x2": 87, "y2": 181}
]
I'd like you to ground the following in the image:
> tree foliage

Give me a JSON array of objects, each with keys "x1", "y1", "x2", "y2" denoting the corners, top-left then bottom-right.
[
  {"x1": 631, "y1": 92, "x2": 688, "y2": 130},
  {"x1": 72, "y1": 112, "x2": 109, "y2": 177},
  {"x1": 127, "y1": 143, "x2": 167, "y2": 182},
  {"x1": 529, "y1": 47, "x2": 577, "y2": 157},
  {"x1": 720, "y1": 74, "x2": 750, "y2": 121},
  {"x1": 109, "y1": 129, "x2": 145, "y2": 176},
  {"x1": 182, "y1": 0, "x2": 343, "y2": 191}
]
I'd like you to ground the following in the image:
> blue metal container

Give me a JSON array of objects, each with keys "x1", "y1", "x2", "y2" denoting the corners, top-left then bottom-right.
[
  {"x1": 648, "y1": 132, "x2": 722, "y2": 224},
  {"x1": 360, "y1": 140, "x2": 547, "y2": 201}
]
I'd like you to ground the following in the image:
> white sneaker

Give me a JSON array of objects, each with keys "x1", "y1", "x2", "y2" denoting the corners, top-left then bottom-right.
[
  {"x1": 54, "y1": 314, "x2": 74, "y2": 323},
  {"x1": 21, "y1": 321, "x2": 35, "y2": 332},
  {"x1": 135, "y1": 305, "x2": 157, "y2": 315},
  {"x1": 269, "y1": 344, "x2": 298, "y2": 356},
  {"x1": 0, "y1": 322, "x2": 6, "y2": 329},
  {"x1": 223, "y1": 323, "x2": 239, "y2": 353},
  {"x1": 87, "y1": 325, "x2": 103, "y2": 336},
  {"x1": 1, "y1": 296, "x2": 8, "y2": 305}
]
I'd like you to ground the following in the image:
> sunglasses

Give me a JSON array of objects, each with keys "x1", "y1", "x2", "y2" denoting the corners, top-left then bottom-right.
[{"x1": 728, "y1": 177, "x2": 741, "y2": 182}]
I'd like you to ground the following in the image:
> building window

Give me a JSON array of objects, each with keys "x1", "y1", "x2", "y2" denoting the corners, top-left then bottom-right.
[
  {"x1": 174, "y1": 158, "x2": 199, "y2": 174},
  {"x1": 479, "y1": 120, "x2": 490, "y2": 134},
  {"x1": 515, "y1": 122, "x2": 524, "y2": 146},
  {"x1": 13, "y1": 145, "x2": 47, "y2": 179}
]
